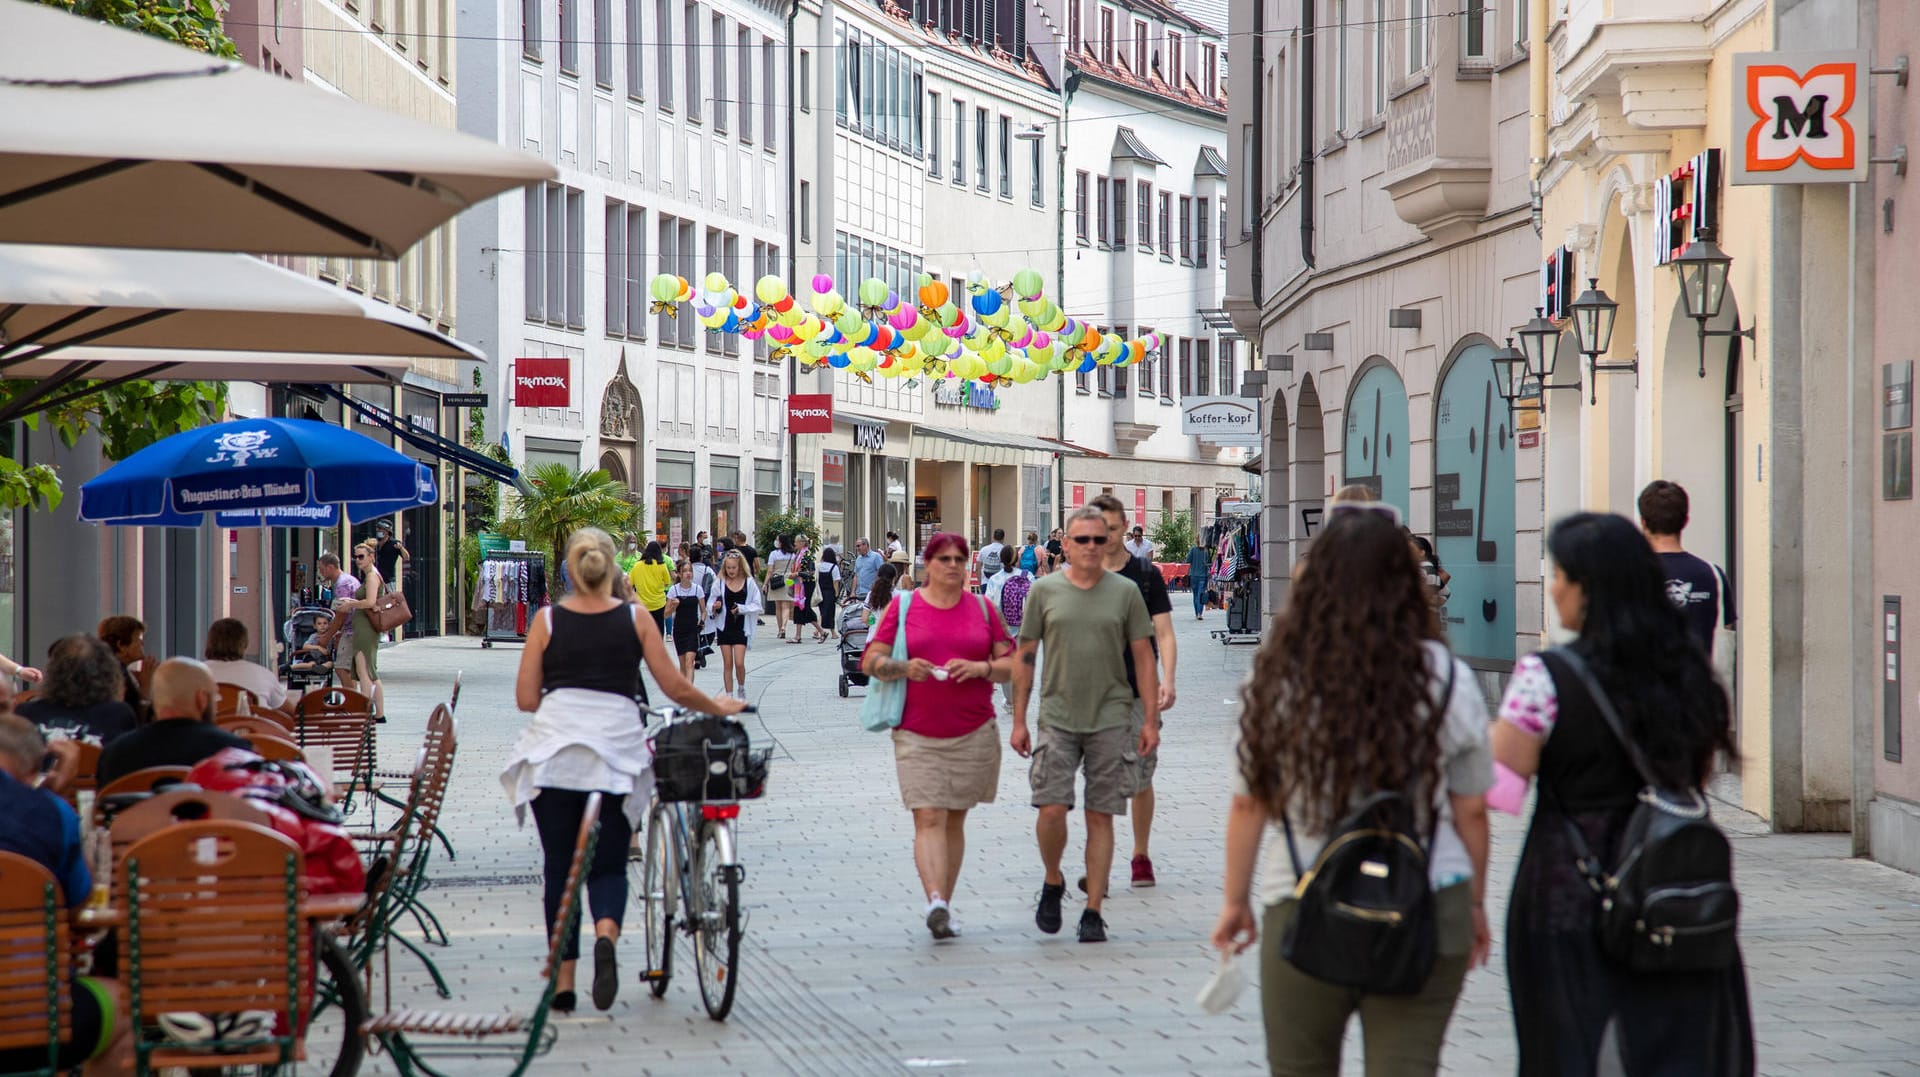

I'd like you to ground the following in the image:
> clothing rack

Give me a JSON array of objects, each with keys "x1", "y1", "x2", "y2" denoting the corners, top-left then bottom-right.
[
  {"x1": 1209, "y1": 510, "x2": 1264, "y2": 646},
  {"x1": 474, "y1": 551, "x2": 548, "y2": 648}
]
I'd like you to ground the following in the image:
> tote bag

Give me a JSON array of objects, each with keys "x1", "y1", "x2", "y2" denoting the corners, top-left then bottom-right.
[{"x1": 858, "y1": 592, "x2": 913, "y2": 732}]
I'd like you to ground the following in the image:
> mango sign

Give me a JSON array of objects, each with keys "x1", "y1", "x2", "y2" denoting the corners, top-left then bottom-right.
[{"x1": 1732, "y1": 51, "x2": 1868, "y2": 185}]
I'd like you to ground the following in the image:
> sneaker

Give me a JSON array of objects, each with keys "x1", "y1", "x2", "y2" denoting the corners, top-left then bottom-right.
[
  {"x1": 1131, "y1": 855, "x2": 1156, "y2": 888},
  {"x1": 591, "y1": 936, "x2": 618, "y2": 1010},
  {"x1": 1035, "y1": 881, "x2": 1066, "y2": 934},
  {"x1": 1078, "y1": 909, "x2": 1108, "y2": 943},
  {"x1": 926, "y1": 900, "x2": 956, "y2": 940}
]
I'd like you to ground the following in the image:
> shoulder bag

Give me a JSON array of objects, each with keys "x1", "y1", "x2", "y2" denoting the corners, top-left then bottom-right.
[
  {"x1": 858, "y1": 592, "x2": 913, "y2": 732},
  {"x1": 367, "y1": 589, "x2": 412, "y2": 632},
  {"x1": 1551, "y1": 648, "x2": 1739, "y2": 973}
]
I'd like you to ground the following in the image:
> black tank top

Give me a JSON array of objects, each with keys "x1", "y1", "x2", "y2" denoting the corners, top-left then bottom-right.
[{"x1": 541, "y1": 603, "x2": 644, "y2": 699}]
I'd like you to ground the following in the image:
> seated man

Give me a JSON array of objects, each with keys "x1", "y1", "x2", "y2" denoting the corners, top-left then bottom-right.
[
  {"x1": 0, "y1": 715, "x2": 127, "y2": 1075},
  {"x1": 95, "y1": 658, "x2": 253, "y2": 788},
  {"x1": 201, "y1": 618, "x2": 290, "y2": 711}
]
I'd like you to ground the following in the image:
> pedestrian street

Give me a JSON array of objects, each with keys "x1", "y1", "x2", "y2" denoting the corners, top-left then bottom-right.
[{"x1": 356, "y1": 615, "x2": 1920, "y2": 1076}]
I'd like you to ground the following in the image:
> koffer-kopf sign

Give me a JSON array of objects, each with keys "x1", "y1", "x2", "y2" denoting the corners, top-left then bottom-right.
[{"x1": 1732, "y1": 51, "x2": 1868, "y2": 185}]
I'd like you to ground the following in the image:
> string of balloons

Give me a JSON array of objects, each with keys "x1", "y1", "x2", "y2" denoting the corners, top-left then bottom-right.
[{"x1": 647, "y1": 268, "x2": 1163, "y2": 387}]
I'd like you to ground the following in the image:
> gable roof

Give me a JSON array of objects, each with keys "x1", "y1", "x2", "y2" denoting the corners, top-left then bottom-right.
[
  {"x1": 1194, "y1": 145, "x2": 1228, "y2": 177},
  {"x1": 1112, "y1": 126, "x2": 1169, "y2": 166}
]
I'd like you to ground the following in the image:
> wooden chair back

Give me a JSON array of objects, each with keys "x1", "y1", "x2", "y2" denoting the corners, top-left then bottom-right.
[
  {"x1": 215, "y1": 684, "x2": 260, "y2": 716},
  {"x1": 292, "y1": 688, "x2": 375, "y2": 790},
  {"x1": 108, "y1": 789, "x2": 272, "y2": 865},
  {"x1": 449, "y1": 671, "x2": 463, "y2": 714},
  {"x1": 0, "y1": 852, "x2": 69, "y2": 1064},
  {"x1": 93, "y1": 767, "x2": 194, "y2": 825},
  {"x1": 121, "y1": 821, "x2": 308, "y2": 1070},
  {"x1": 220, "y1": 716, "x2": 296, "y2": 741},
  {"x1": 8, "y1": 690, "x2": 35, "y2": 708},
  {"x1": 256, "y1": 706, "x2": 296, "y2": 730},
  {"x1": 247, "y1": 734, "x2": 306, "y2": 766},
  {"x1": 59, "y1": 741, "x2": 102, "y2": 807}
]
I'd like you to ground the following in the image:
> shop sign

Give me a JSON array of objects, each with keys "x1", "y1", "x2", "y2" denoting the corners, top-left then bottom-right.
[
  {"x1": 1732, "y1": 52, "x2": 1867, "y2": 185},
  {"x1": 1180, "y1": 396, "x2": 1261, "y2": 442},
  {"x1": 786, "y1": 393, "x2": 834, "y2": 433},
  {"x1": 853, "y1": 422, "x2": 886, "y2": 452},
  {"x1": 514, "y1": 357, "x2": 571, "y2": 407},
  {"x1": 443, "y1": 392, "x2": 488, "y2": 409},
  {"x1": 1134, "y1": 488, "x2": 1147, "y2": 521},
  {"x1": 1071, "y1": 485, "x2": 1085, "y2": 508},
  {"x1": 933, "y1": 381, "x2": 1001, "y2": 410},
  {"x1": 1541, "y1": 246, "x2": 1575, "y2": 322},
  {"x1": 1654, "y1": 149, "x2": 1722, "y2": 267}
]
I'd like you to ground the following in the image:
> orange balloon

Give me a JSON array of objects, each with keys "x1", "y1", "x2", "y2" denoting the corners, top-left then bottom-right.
[
  {"x1": 1130, "y1": 341, "x2": 1146, "y2": 363},
  {"x1": 920, "y1": 281, "x2": 950, "y2": 308}
]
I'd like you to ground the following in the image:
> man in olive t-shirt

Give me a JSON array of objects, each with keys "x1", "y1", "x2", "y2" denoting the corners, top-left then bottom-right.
[{"x1": 1011, "y1": 507, "x2": 1159, "y2": 944}]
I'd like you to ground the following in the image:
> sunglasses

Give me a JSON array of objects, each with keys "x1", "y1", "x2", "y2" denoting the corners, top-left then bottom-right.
[
  {"x1": 1070, "y1": 534, "x2": 1109, "y2": 545},
  {"x1": 1329, "y1": 500, "x2": 1404, "y2": 527},
  {"x1": 929, "y1": 554, "x2": 966, "y2": 564}
]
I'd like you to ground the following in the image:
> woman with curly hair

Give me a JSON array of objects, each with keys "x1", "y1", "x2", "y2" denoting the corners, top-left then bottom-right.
[
  {"x1": 1492, "y1": 513, "x2": 1751, "y2": 1075},
  {"x1": 1211, "y1": 504, "x2": 1493, "y2": 1076},
  {"x1": 17, "y1": 635, "x2": 137, "y2": 745}
]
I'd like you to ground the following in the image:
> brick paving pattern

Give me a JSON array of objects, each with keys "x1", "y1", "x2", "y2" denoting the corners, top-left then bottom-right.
[{"x1": 348, "y1": 613, "x2": 1920, "y2": 1075}]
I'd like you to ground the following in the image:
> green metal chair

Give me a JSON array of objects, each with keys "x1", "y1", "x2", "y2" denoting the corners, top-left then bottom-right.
[{"x1": 0, "y1": 852, "x2": 69, "y2": 1077}]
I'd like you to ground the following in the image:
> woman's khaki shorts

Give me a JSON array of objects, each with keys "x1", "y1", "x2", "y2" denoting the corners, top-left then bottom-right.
[{"x1": 892, "y1": 721, "x2": 1002, "y2": 811}]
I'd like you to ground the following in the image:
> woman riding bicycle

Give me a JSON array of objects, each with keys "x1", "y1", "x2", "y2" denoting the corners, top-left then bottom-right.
[{"x1": 501, "y1": 527, "x2": 743, "y2": 1014}]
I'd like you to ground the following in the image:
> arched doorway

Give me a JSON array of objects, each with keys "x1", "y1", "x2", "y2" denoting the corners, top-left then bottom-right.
[
  {"x1": 1344, "y1": 359, "x2": 1411, "y2": 515},
  {"x1": 1601, "y1": 224, "x2": 1641, "y2": 514},
  {"x1": 1432, "y1": 338, "x2": 1515, "y2": 663},
  {"x1": 1294, "y1": 375, "x2": 1326, "y2": 557},
  {"x1": 1263, "y1": 386, "x2": 1291, "y2": 614},
  {"x1": 599, "y1": 353, "x2": 645, "y2": 499},
  {"x1": 598, "y1": 450, "x2": 628, "y2": 485},
  {"x1": 1657, "y1": 295, "x2": 1741, "y2": 579}
]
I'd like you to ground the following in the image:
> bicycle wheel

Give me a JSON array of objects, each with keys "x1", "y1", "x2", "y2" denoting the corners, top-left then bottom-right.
[
  {"x1": 690, "y1": 823, "x2": 742, "y2": 1021},
  {"x1": 634, "y1": 803, "x2": 674, "y2": 998},
  {"x1": 277, "y1": 930, "x2": 366, "y2": 1077}
]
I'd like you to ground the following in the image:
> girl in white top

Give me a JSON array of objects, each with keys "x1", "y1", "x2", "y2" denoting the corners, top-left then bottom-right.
[{"x1": 1211, "y1": 505, "x2": 1492, "y2": 1076}]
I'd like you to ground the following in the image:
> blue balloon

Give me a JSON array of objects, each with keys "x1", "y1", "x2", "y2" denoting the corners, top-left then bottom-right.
[
  {"x1": 829, "y1": 353, "x2": 852, "y2": 368},
  {"x1": 971, "y1": 290, "x2": 1003, "y2": 316},
  {"x1": 1077, "y1": 356, "x2": 1096, "y2": 373}
]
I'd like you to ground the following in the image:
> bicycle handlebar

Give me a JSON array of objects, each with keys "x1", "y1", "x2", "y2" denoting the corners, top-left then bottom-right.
[{"x1": 643, "y1": 702, "x2": 757, "y2": 722}]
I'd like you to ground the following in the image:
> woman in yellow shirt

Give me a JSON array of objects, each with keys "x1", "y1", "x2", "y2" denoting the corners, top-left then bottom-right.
[{"x1": 627, "y1": 541, "x2": 674, "y2": 634}]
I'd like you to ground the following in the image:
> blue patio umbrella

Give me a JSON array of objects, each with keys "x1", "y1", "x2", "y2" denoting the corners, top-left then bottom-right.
[{"x1": 79, "y1": 416, "x2": 438, "y2": 527}]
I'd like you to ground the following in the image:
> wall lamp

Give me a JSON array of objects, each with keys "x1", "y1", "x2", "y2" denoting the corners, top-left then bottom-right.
[{"x1": 1670, "y1": 229, "x2": 1756, "y2": 378}]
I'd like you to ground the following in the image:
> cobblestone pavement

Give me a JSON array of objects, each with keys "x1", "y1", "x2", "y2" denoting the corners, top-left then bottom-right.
[{"x1": 346, "y1": 612, "x2": 1920, "y2": 1075}]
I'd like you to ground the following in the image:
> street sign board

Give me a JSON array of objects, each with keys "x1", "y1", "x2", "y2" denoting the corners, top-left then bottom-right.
[
  {"x1": 1732, "y1": 51, "x2": 1868, "y2": 185},
  {"x1": 443, "y1": 392, "x2": 488, "y2": 408}
]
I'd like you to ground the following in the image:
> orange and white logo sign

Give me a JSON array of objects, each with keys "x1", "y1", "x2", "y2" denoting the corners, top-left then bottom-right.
[{"x1": 1733, "y1": 51, "x2": 1868, "y2": 185}]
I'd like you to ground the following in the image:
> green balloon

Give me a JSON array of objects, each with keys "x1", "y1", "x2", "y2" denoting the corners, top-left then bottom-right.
[
  {"x1": 1012, "y1": 268, "x2": 1044, "y2": 298},
  {"x1": 859, "y1": 278, "x2": 889, "y2": 307},
  {"x1": 835, "y1": 311, "x2": 867, "y2": 338},
  {"x1": 649, "y1": 274, "x2": 680, "y2": 302}
]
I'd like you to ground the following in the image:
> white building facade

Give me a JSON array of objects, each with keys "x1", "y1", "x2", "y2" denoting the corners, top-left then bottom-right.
[
  {"x1": 460, "y1": 0, "x2": 792, "y2": 548},
  {"x1": 1046, "y1": 0, "x2": 1247, "y2": 544}
]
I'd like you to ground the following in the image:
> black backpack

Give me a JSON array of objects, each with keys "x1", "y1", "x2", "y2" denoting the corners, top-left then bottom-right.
[
  {"x1": 1553, "y1": 648, "x2": 1739, "y2": 974},
  {"x1": 1279, "y1": 660, "x2": 1455, "y2": 996}
]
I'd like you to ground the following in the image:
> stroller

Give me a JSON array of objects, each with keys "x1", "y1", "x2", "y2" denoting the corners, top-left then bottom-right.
[
  {"x1": 280, "y1": 605, "x2": 339, "y2": 692},
  {"x1": 836, "y1": 603, "x2": 871, "y2": 698}
]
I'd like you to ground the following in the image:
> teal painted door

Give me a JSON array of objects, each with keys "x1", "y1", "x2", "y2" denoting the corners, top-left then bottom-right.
[
  {"x1": 1431, "y1": 343, "x2": 1516, "y2": 662},
  {"x1": 1344, "y1": 365, "x2": 1411, "y2": 516}
]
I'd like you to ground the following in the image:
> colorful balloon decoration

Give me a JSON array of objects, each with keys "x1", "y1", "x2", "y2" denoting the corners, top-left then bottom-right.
[{"x1": 644, "y1": 269, "x2": 1164, "y2": 390}]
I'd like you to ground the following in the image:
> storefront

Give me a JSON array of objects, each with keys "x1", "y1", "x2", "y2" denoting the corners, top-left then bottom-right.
[
  {"x1": 656, "y1": 450, "x2": 696, "y2": 549},
  {"x1": 709, "y1": 455, "x2": 739, "y2": 540},
  {"x1": 754, "y1": 458, "x2": 781, "y2": 526},
  {"x1": 910, "y1": 425, "x2": 1073, "y2": 548}
]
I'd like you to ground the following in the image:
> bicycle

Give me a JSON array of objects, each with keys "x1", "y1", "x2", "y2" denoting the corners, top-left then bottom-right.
[{"x1": 630, "y1": 703, "x2": 771, "y2": 1021}]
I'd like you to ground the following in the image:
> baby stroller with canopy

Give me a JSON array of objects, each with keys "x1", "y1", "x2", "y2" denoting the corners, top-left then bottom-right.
[
  {"x1": 280, "y1": 605, "x2": 339, "y2": 692},
  {"x1": 836, "y1": 603, "x2": 871, "y2": 698}
]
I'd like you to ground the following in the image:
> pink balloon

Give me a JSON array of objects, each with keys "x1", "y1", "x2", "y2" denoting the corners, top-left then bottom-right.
[
  {"x1": 811, "y1": 274, "x2": 835, "y2": 295},
  {"x1": 889, "y1": 308, "x2": 917, "y2": 331},
  {"x1": 1033, "y1": 331, "x2": 1051, "y2": 349}
]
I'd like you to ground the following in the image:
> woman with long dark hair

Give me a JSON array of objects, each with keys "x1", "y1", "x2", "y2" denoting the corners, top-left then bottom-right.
[
  {"x1": 1493, "y1": 512, "x2": 1752, "y2": 1075},
  {"x1": 1212, "y1": 506, "x2": 1493, "y2": 1075},
  {"x1": 627, "y1": 540, "x2": 673, "y2": 634},
  {"x1": 814, "y1": 546, "x2": 841, "y2": 642}
]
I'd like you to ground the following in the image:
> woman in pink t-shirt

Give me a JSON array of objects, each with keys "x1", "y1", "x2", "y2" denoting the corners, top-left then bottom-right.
[{"x1": 861, "y1": 532, "x2": 1014, "y2": 941}]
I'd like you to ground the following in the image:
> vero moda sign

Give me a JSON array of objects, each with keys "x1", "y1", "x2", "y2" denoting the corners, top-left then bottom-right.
[
  {"x1": 787, "y1": 393, "x2": 834, "y2": 434},
  {"x1": 514, "y1": 357, "x2": 571, "y2": 407}
]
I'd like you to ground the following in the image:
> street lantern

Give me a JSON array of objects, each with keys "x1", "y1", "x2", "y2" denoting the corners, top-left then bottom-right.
[
  {"x1": 1568, "y1": 278, "x2": 1619, "y2": 359},
  {"x1": 1492, "y1": 337, "x2": 1529, "y2": 405},
  {"x1": 1517, "y1": 308, "x2": 1561, "y2": 382},
  {"x1": 1673, "y1": 229, "x2": 1733, "y2": 322}
]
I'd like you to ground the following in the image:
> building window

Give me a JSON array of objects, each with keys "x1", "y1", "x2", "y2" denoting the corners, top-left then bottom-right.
[
  {"x1": 1333, "y1": 0, "x2": 1347, "y2": 131},
  {"x1": 1077, "y1": 363, "x2": 1092, "y2": 394},
  {"x1": 558, "y1": 0, "x2": 577, "y2": 73},
  {"x1": 1136, "y1": 180, "x2": 1153, "y2": 251},
  {"x1": 544, "y1": 185, "x2": 562, "y2": 323},
  {"x1": 712, "y1": 14, "x2": 728, "y2": 134},
  {"x1": 1462, "y1": 0, "x2": 1489, "y2": 61},
  {"x1": 997, "y1": 115, "x2": 1012, "y2": 198},
  {"x1": 1068, "y1": 0, "x2": 1081, "y2": 53},
  {"x1": 1167, "y1": 30, "x2": 1183, "y2": 88},
  {"x1": 1110, "y1": 177, "x2": 1127, "y2": 249},
  {"x1": 1159, "y1": 339, "x2": 1173, "y2": 397},
  {"x1": 1196, "y1": 338, "x2": 1213, "y2": 395},
  {"x1": 523, "y1": 186, "x2": 544, "y2": 320},
  {"x1": 952, "y1": 100, "x2": 966, "y2": 183},
  {"x1": 928, "y1": 93, "x2": 943, "y2": 176},
  {"x1": 1158, "y1": 191, "x2": 1172, "y2": 257},
  {"x1": 739, "y1": 29, "x2": 755, "y2": 141},
  {"x1": 1178, "y1": 195, "x2": 1192, "y2": 264},
  {"x1": 1196, "y1": 196, "x2": 1210, "y2": 268},
  {"x1": 624, "y1": 0, "x2": 643, "y2": 98},
  {"x1": 1372, "y1": 0, "x2": 1387, "y2": 113},
  {"x1": 591, "y1": 0, "x2": 611, "y2": 86},
  {"x1": 605, "y1": 201, "x2": 625, "y2": 334},
  {"x1": 1202, "y1": 42, "x2": 1217, "y2": 98},
  {"x1": 1095, "y1": 174, "x2": 1109, "y2": 246},
  {"x1": 522, "y1": 0, "x2": 540, "y2": 60},
  {"x1": 798, "y1": 180, "x2": 812, "y2": 241},
  {"x1": 1131, "y1": 18, "x2": 1146, "y2": 76},
  {"x1": 834, "y1": 26, "x2": 847, "y2": 124},
  {"x1": 1515, "y1": 0, "x2": 1528, "y2": 49},
  {"x1": 1099, "y1": 6, "x2": 1114, "y2": 65},
  {"x1": 1407, "y1": 0, "x2": 1429, "y2": 74},
  {"x1": 1178, "y1": 337, "x2": 1192, "y2": 396},
  {"x1": 974, "y1": 106, "x2": 988, "y2": 190},
  {"x1": 1217, "y1": 338, "x2": 1235, "y2": 393},
  {"x1": 765, "y1": 38, "x2": 779, "y2": 151},
  {"x1": 1029, "y1": 135, "x2": 1044, "y2": 207},
  {"x1": 685, "y1": 1, "x2": 702, "y2": 122},
  {"x1": 912, "y1": 68, "x2": 925, "y2": 159},
  {"x1": 799, "y1": 48, "x2": 811, "y2": 111},
  {"x1": 656, "y1": 214, "x2": 677, "y2": 342},
  {"x1": 1075, "y1": 170, "x2": 1090, "y2": 243},
  {"x1": 565, "y1": 188, "x2": 585, "y2": 327}
]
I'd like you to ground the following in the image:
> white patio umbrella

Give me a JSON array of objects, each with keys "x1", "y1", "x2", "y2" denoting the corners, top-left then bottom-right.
[
  {"x1": 0, "y1": 0, "x2": 554, "y2": 257},
  {"x1": 0, "y1": 242, "x2": 483, "y2": 423}
]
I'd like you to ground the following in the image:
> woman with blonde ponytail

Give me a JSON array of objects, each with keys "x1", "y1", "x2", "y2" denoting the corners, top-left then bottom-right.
[{"x1": 501, "y1": 527, "x2": 745, "y2": 1014}]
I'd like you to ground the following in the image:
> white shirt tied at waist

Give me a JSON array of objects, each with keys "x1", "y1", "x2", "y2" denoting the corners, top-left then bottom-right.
[{"x1": 499, "y1": 687, "x2": 652, "y2": 831}]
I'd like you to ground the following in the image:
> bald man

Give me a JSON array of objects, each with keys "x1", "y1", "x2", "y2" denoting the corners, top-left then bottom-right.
[{"x1": 94, "y1": 658, "x2": 251, "y2": 788}]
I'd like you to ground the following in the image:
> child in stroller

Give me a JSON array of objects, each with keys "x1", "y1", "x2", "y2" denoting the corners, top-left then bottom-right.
[
  {"x1": 281, "y1": 606, "x2": 340, "y2": 692},
  {"x1": 835, "y1": 602, "x2": 871, "y2": 698}
]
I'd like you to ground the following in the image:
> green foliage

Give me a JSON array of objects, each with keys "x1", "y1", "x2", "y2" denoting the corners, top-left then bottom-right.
[
  {"x1": 497, "y1": 463, "x2": 646, "y2": 573},
  {"x1": 459, "y1": 440, "x2": 514, "y2": 535},
  {"x1": 0, "y1": 458, "x2": 64, "y2": 511},
  {"x1": 754, "y1": 506, "x2": 820, "y2": 561},
  {"x1": 1148, "y1": 508, "x2": 1195, "y2": 562},
  {"x1": 40, "y1": 0, "x2": 240, "y2": 57}
]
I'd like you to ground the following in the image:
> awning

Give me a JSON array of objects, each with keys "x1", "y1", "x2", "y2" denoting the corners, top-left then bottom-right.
[
  {"x1": 1195, "y1": 146, "x2": 1229, "y2": 178},
  {"x1": 1112, "y1": 127, "x2": 1168, "y2": 167},
  {"x1": 312, "y1": 384, "x2": 520, "y2": 488},
  {"x1": 911, "y1": 424, "x2": 1085, "y2": 467}
]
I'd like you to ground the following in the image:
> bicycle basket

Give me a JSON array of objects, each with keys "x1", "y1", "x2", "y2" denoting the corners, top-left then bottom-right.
[{"x1": 652, "y1": 716, "x2": 765, "y2": 802}]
